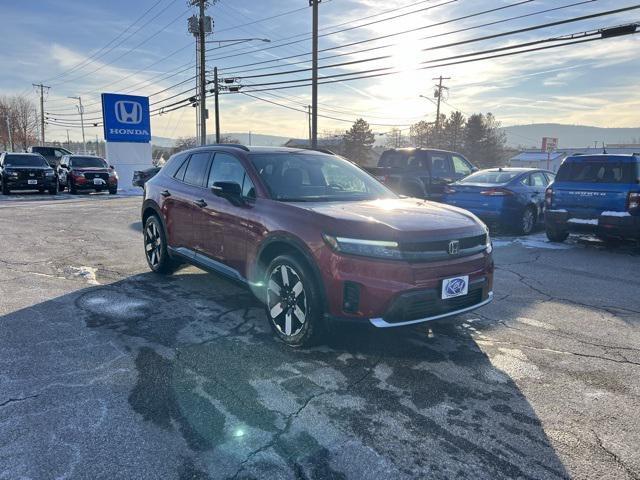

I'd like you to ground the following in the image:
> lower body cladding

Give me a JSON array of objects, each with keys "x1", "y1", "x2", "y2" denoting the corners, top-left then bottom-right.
[
  {"x1": 546, "y1": 210, "x2": 640, "y2": 240},
  {"x1": 319, "y1": 249, "x2": 494, "y2": 328},
  {"x1": 4, "y1": 178, "x2": 56, "y2": 191}
]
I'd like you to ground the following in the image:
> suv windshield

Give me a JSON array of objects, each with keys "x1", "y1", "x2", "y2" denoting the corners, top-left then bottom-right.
[
  {"x1": 71, "y1": 157, "x2": 108, "y2": 168},
  {"x1": 249, "y1": 152, "x2": 396, "y2": 202},
  {"x1": 458, "y1": 170, "x2": 521, "y2": 184},
  {"x1": 557, "y1": 160, "x2": 636, "y2": 183},
  {"x1": 4, "y1": 154, "x2": 48, "y2": 167}
]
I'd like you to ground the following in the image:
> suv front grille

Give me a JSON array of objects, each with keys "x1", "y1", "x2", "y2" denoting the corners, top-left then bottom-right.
[
  {"x1": 399, "y1": 233, "x2": 487, "y2": 262},
  {"x1": 384, "y1": 283, "x2": 485, "y2": 323}
]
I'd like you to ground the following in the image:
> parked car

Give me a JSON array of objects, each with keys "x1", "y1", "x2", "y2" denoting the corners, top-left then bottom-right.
[
  {"x1": 133, "y1": 166, "x2": 161, "y2": 188},
  {"x1": 545, "y1": 154, "x2": 640, "y2": 242},
  {"x1": 442, "y1": 168, "x2": 555, "y2": 235},
  {"x1": 58, "y1": 155, "x2": 118, "y2": 194},
  {"x1": 0, "y1": 152, "x2": 58, "y2": 195},
  {"x1": 141, "y1": 145, "x2": 494, "y2": 347},
  {"x1": 27, "y1": 146, "x2": 73, "y2": 168},
  {"x1": 363, "y1": 148, "x2": 478, "y2": 200}
]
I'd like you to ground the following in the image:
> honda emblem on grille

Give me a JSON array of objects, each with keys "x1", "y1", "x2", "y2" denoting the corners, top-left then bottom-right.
[
  {"x1": 29, "y1": 173, "x2": 35, "y2": 177},
  {"x1": 448, "y1": 240, "x2": 460, "y2": 255}
]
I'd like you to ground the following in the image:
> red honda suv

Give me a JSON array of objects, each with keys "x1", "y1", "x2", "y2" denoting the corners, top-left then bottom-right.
[{"x1": 141, "y1": 145, "x2": 494, "y2": 346}]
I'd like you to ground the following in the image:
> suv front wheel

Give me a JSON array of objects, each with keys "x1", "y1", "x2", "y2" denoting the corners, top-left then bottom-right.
[
  {"x1": 143, "y1": 215, "x2": 178, "y2": 274},
  {"x1": 265, "y1": 254, "x2": 323, "y2": 347}
]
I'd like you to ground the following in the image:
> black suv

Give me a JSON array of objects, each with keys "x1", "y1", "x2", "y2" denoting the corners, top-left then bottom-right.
[
  {"x1": 27, "y1": 146, "x2": 73, "y2": 168},
  {"x1": 58, "y1": 155, "x2": 118, "y2": 194},
  {"x1": 0, "y1": 152, "x2": 58, "y2": 195}
]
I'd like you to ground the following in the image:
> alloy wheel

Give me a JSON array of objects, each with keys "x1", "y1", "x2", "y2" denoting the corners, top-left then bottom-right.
[
  {"x1": 144, "y1": 221, "x2": 162, "y2": 268},
  {"x1": 522, "y1": 208, "x2": 535, "y2": 234},
  {"x1": 267, "y1": 264, "x2": 308, "y2": 337}
]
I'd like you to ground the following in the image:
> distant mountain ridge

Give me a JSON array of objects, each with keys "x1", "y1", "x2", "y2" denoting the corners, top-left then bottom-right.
[
  {"x1": 152, "y1": 124, "x2": 640, "y2": 151},
  {"x1": 501, "y1": 123, "x2": 640, "y2": 149}
]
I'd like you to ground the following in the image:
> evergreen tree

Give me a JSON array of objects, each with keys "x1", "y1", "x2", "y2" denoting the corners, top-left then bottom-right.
[
  {"x1": 409, "y1": 120, "x2": 433, "y2": 147},
  {"x1": 462, "y1": 113, "x2": 506, "y2": 168},
  {"x1": 343, "y1": 118, "x2": 375, "y2": 165},
  {"x1": 441, "y1": 111, "x2": 466, "y2": 151}
]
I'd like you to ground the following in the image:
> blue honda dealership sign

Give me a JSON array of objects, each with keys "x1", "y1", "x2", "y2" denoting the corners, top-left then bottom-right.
[{"x1": 101, "y1": 93, "x2": 151, "y2": 143}]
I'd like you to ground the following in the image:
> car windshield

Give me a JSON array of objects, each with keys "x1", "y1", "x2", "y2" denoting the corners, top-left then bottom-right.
[
  {"x1": 556, "y1": 160, "x2": 636, "y2": 183},
  {"x1": 249, "y1": 152, "x2": 396, "y2": 202},
  {"x1": 458, "y1": 170, "x2": 522, "y2": 184},
  {"x1": 71, "y1": 157, "x2": 108, "y2": 168},
  {"x1": 4, "y1": 154, "x2": 48, "y2": 167}
]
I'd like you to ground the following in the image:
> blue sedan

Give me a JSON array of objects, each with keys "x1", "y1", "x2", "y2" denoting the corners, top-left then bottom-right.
[{"x1": 441, "y1": 168, "x2": 555, "y2": 235}]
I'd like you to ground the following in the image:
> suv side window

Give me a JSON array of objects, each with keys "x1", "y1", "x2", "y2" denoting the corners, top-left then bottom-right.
[
  {"x1": 209, "y1": 153, "x2": 245, "y2": 187},
  {"x1": 452, "y1": 155, "x2": 472, "y2": 176},
  {"x1": 173, "y1": 157, "x2": 190, "y2": 181},
  {"x1": 430, "y1": 153, "x2": 451, "y2": 176},
  {"x1": 183, "y1": 152, "x2": 211, "y2": 186}
]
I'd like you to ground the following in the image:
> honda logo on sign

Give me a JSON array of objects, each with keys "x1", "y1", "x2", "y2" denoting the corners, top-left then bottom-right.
[
  {"x1": 448, "y1": 240, "x2": 460, "y2": 255},
  {"x1": 115, "y1": 101, "x2": 142, "y2": 124}
]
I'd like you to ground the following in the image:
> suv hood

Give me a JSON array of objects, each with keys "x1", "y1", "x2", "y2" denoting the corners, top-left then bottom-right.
[{"x1": 297, "y1": 198, "x2": 485, "y2": 238}]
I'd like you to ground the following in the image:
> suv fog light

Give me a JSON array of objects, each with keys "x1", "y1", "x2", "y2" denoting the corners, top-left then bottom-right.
[{"x1": 343, "y1": 281, "x2": 360, "y2": 313}]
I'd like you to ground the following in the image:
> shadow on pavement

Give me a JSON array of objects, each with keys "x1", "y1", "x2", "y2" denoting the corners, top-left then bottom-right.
[{"x1": 0, "y1": 271, "x2": 569, "y2": 479}]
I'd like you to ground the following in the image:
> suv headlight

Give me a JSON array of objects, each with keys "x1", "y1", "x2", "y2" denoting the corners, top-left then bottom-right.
[
  {"x1": 6, "y1": 170, "x2": 18, "y2": 178},
  {"x1": 485, "y1": 231, "x2": 493, "y2": 254},
  {"x1": 323, "y1": 234, "x2": 402, "y2": 259},
  {"x1": 45, "y1": 171, "x2": 55, "y2": 177}
]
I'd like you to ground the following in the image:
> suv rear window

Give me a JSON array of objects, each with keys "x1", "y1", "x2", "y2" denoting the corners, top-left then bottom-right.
[
  {"x1": 70, "y1": 157, "x2": 107, "y2": 168},
  {"x1": 556, "y1": 161, "x2": 635, "y2": 183}
]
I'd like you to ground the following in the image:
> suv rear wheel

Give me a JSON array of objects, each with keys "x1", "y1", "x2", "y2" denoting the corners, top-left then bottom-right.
[
  {"x1": 518, "y1": 206, "x2": 537, "y2": 235},
  {"x1": 265, "y1": 254, "x2": 323, "y2": 347},
  {"x1": 144, "y1": 215, "x2": 178, "y2": 274}
]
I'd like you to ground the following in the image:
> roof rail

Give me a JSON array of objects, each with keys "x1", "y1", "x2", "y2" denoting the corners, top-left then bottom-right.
[
  {"x1": 311, "y1": 148, "x2": 336, "y2": 155},
  {"x1": 205, "y1": 143, "x2": 250, "y2": 151}
]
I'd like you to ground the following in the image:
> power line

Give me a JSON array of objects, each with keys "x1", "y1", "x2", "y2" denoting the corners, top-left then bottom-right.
[{"x1": 219, "y1": 0, "x2": 598, "y2": 77}]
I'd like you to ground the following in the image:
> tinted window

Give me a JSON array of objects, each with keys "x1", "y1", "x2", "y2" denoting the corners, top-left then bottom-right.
[
  {"x1": 174, "y1": 157, "x2": 189, "y2": 181},
  {"x1": 556, "y1": 161, "x2": 635, "y2": 183},
  {"x1": 430, "y1": 154, "x2": 451, "y2": 176},
  {"x1": 3, "y1": 154, "x2": 48, "y2": 167},
  {"x1": 452, "y1": 155, "x2": 472, "y2": 175},
  {"x1": 70, "y1": 157, "x2": 107, "y2": 168},
  {"x1": 242, "y1": 174, "x2": 256, "y2": 198},
  {"x1": 183, "y1": 152, "x2": 211, "y2": 186},
  {"x1": 249, "y1": 152, "x2": 394, "y2": 202},
  {"x1": 530, "y1": 172, "x2": 548, "y2": 187},
  {"x1": 459, "y1": 170, "x2": 522, "y2": 184},
  {"x1": 209, "y1": 153, "x2": 245, "y2": 187}
]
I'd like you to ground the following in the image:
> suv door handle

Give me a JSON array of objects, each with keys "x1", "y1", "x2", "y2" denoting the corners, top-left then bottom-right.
[
  {"x1": 160, "y1": 189, "x2": 171, "y2": 197},
  {"x1": 194, "y1": 199, "x2": 207, "y2": 208}
]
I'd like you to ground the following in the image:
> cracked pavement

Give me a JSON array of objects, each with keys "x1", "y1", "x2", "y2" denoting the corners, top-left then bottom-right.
[{"x1": 0, "y1": 194, "x2": 639, "y2": 479}]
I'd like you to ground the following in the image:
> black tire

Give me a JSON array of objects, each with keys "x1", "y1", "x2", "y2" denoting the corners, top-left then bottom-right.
[
  {"x1": 518, "y1": 206, "x2": 537, "y2": 235},
  {"x1": 546, "y1": 226, "x2": 569, "y2": 243},
  {"x1": 1, "y1": 180, "x2": 10, "y2": 195},
  {"x1": 108, "y1": 187, "x2": 117, "y2": 195},
  {"x1": 265, "y1": 254, "x2": 324, "y2": 347},
  {"x1": 48, "y1": 183, "x2": 58, "y2": 195},
  {"x1": 69, "y1": 179, "x2": 77, "y2": 195},
  {"x1": 143, "y1": 215, "x2": 178, "y2": 274}
]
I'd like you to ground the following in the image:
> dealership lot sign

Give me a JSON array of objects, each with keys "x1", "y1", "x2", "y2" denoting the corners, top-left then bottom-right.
[{"x1": 101, "y1": 93, "x2": 151, "y2": 143}]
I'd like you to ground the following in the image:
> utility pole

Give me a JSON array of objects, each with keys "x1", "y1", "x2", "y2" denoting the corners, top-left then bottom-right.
[
  {"x1": 307, "y1": 105, "x2": 312, "y2": 145},
  {"x1": 33, "y1": 83, "x2": 50, "y2": 145},
  {"x1": 214, "y1": 66, "x2": 220, "y2": 143},
  {"x1": 66, "y1": 129, "x2": 71, "y2": 150},
  {"x1": 310, "y1": 0, "x2": 321, "y2": 149},
  {"x1": 188, "y1": 1, "x2": 214, "y2": 146},
  {"x1": 432, "y1": 75, "x2": 450, "y2": 137},
  {"x1": 68, "y1": 96, "x2": 86, "y2": 153}
]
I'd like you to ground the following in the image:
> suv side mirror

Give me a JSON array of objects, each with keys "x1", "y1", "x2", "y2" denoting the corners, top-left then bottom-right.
[
  {"x1": 109, "y1": 165, "x2": 115, "y2": 169},
  {"x1": 212, "y1": 181, "x2": 244, "y2": 205}
]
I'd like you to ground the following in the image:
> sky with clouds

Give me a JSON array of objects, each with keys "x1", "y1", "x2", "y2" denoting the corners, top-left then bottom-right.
[{"x1": 1, "y1": 0, "x2": 639, "y2": 143}]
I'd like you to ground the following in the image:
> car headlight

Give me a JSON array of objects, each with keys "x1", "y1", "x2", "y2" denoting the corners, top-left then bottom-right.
[
  {"x1": 323, "y1": 234, "x2": 402, "y2": 259},
  {"x1": 7, "y1": 170, "x2": 18, "y2": 177},
  {"x1": 45, "y1": 171, "x2": 55, "y2": 177},
  {"x1": 485, "y1": 231, "x2": 493, "y2": 254}
]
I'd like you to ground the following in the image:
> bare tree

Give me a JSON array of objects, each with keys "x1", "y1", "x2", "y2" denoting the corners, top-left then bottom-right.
[{"x1": 8, "y1": 95, "x2": 38, "y2": 150}]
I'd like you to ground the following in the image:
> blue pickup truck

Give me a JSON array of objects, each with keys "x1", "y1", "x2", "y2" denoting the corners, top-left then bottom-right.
[{"x1": 545, "y1": 154, "x2": 640, "y2": 242}]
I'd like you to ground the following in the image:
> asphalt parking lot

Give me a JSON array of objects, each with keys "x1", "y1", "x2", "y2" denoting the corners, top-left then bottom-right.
[{"x1": 1, "y1": 193, "x2": 639, "y2": 480}]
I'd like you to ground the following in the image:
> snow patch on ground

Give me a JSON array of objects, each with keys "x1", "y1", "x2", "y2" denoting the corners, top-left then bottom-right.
[
  {"x1": 66, "y1": 266, "x2": 100, "y2": 285},
  {"x1": 493, "y1": 232, "x2": 573, "y2": 250}
]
